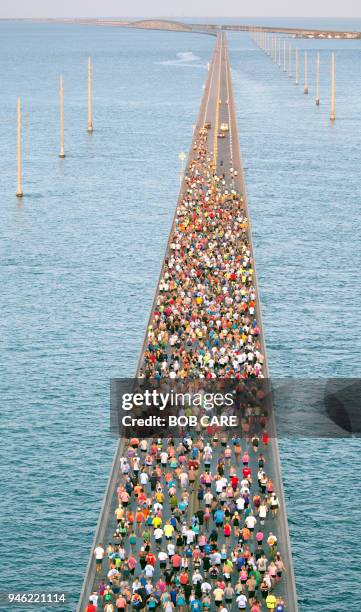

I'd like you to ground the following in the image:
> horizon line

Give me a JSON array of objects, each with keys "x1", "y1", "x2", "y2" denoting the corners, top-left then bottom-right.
[{"x1": 0, "y1": 15, "x2": 360, "y2": 20}]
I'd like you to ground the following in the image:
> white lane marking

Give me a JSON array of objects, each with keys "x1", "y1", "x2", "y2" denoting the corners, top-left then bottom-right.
[
  {"x1": 202, "y1": 36, "x2": 220, "y2": 127},
  {"x1": 213, "y1": 33, "x2": 223, "y2": 170},
  {"x1": 224, "y1": 42, "x2": 233, "y2": 166}
]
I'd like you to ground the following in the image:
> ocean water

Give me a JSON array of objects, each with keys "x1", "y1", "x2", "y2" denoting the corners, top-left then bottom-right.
[{"x1": 0, "y1": 20, "x2": 360, "y2": 611}]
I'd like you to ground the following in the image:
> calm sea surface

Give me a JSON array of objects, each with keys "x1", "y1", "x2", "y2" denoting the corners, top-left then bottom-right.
[{"x1": 0, "y1": 20, "x2": 360, "y2": 611}]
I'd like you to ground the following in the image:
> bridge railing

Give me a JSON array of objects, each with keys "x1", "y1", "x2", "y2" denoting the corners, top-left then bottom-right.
[{"x1": 76, "y1": 438, "x2": 125, "y2": 611}]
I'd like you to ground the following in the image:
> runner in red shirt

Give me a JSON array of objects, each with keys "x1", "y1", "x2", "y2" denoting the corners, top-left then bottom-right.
[
  {"x1": 243, "y1": 466, "x2": 251, "y2": 479},
  {"x1": 171, "y1": 552, "x2": 181, "y2": 570},
  {"x1": 146, "y1": 552, "x2": 156, "y2": 566}
]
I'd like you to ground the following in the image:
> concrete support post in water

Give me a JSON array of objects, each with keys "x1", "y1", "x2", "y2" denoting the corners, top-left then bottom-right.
[
  {"x1": 278, "y1": 38, "x2": 281, "y2": 67},
  {"x1": 16, "y1": 97, "x2": 23, "y2": 198},
  {"x1": 330, "y1": 51, "x2": 336, "y2": 121},
  {"x1": 273, "y1": 36, "x2": 277, "y2": 62},
  {"x1": 295, "y1": 49, "x2": 299, "y2": 84},
  {"x1": 304, "y1": 51, "x2": 309, "y2": 94},
  {"x1": 87, "y1": 57, "x2": 94, "y2": 133},
  {"x1": 59, "y1": 76, "x2": 65, "y2": 158},
  {"x1": 316, "y1": 52, "x2": 320, "y2": 105},
  {"x1": 283, "y1": 40, "x2": 286, "y2": 71},
  {"x1": 289, "y1": 43, "x2": 292, "y2": 78}
]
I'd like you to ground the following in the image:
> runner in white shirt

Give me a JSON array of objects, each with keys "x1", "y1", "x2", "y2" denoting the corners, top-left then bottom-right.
[
  {"x1": 201, "y1": 581, "x2": 212, "y2": 594},
  {"x1": 215, "y1": 477, "x2": 227, "y2": 494},
  {"x1": 145, "y1": 563, "x2": 155, "y2": 578},
  {"x1": 154, "y1": 527, "x2": 164, "y2": 546},
  {"x1": 94, "y1": 544, "x2": 105, "y2": 573},
  {"x1": 236, "y1": 496, "x2": 245, "y2": 511},
  {"x1": 139, "y1": 439, "x2": 148, "y2": 452},
  {"x1": 245, "y1": 514, "x2": 257, "y2": 531},
  {"x1": 204, "y1": 491, "x2": 213, "y2": 506},
  {"x1": 179, "y1": 472, "x2": 189, "y2": 489},
  {"x1": 158, "y1": 551, "x2": 168, "y2": 567},
  {"x1": 140, "y1": 471, "x2": 149, "y2": 486},
  {"x1": 186, "y1": 528, "x2": 196, "y2": 545},
  {"x1": 160, "y1": 451, "x2": 168, "y2": 466},
  {"x1": 167, "y1": 543, "x2": 175, "y2": 557},
  {"x1": 89, "y1": 592, "x2": 98, "y2": 607},
  {"x1": 192, "y1": 569, "x2": 203, "y2": 584},
  {"x1": 236, "y1": 593, "x2": 248, "y2": 610}
]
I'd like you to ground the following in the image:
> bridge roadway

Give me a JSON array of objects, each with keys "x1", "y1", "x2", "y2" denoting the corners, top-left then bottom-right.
[{"x1": 78, "y1": 34, "x2": 298, "y2": 612}]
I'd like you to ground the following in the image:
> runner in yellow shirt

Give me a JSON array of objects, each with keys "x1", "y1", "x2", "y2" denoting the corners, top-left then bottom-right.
[
  {"x1": 152, "y1": 515, "x2": 162, "y2": 528},
  {"x1": 266, "y1": 592, "x2": 277, "y2": 610}
]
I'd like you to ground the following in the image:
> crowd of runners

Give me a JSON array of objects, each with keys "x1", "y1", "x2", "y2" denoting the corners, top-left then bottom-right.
[
  {"x1": 89, "y1": 432, "x2": 286, "y2": 612},
  {"x1": 86, "y1": 125, "x2": 287, "y2": 610},
  {"x1": 140, "y1": 126, "x2": 264, "y2": 380}
]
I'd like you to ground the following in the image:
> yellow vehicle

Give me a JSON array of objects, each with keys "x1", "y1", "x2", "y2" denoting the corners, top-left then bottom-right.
[
  {"x1": 220, "y1": 122, "x2": 229, "y2": 132},
  {"x1": 204, "y1": 122, "x2": 211, "y2": 129}
]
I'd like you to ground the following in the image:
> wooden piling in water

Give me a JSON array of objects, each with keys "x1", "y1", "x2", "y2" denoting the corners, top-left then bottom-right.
[
  {"x1": 87, "y1": 57, "x2": 94, "y2": 133},
  {"x1": 295, "y1": 49, "x2": 299, "y2": 84},
  {"x1": 283, "y1": 40, "x2": 286, "y2": 71},
  {"x1": 16, "y1": 97, "x2": 23, "y2": 198},
  {"x1": 316, "y1": 52, "x2": 320, "y2": 105},
  {"x1": 289, "y1": 43, "x2": 292, "y2": 78},
  {"x1": 330, "y1": 51, "x2": 335, "y2": 121},
  {"x1": 59, "y1": 76, "x2": 65, "y2": 158},
  {"x1": 304, "y1": 51, "x2": 309, "y2": 94}
]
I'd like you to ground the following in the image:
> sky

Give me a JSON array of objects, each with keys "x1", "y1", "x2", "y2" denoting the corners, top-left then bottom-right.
[{"x1": 1, "y1": 0, "x2": 360, "y2": 19}]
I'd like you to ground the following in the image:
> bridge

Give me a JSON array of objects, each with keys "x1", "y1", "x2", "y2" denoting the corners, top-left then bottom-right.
[
  {"x1": 78, "y1": 33, "x2": 298, "y2": 612},
  {"x1": 129, "y1": 19, "x2": 192, "y2": 32},
  {"x1": 12, "y1": 17, "x2": 361, "y2": 39}
]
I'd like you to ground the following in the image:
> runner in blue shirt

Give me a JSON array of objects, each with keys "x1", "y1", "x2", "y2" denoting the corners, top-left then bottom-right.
[
  {"x1": 191, "y1": 599, "x2": 203, "y2": 612},
  {"x1": 214, "y1": 508, "x2": 225, "y2": 527}
]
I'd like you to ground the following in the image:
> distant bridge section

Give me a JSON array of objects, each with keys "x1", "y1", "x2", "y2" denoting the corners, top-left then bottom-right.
[
  {"x1": 130, "y1": 19, "x2": 192, "y2": 32},
  {"x1": 128, "y1": 19, "x2": 361, "y2": 39}
]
